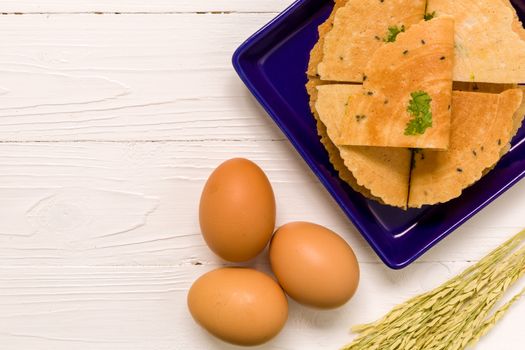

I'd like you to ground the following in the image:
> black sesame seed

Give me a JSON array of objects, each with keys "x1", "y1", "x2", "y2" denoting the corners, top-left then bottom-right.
[
  {"x1": 339, "y1": 56, "x2": 344, "y2": 61},
  {"x1": 355, "y1": 114, "x2": 367, "y2": 122},
  {"x1": 498, "y1": 139, "x2": 502, "y2": 145},
  {"x1": 421, "y1": 39, "x2": 426, "y2": 45},
  {"x1": 384, "y1": 99, "x2": 389, "y2": 104},
  {"x1": 375, "y1": 35, "x2": 381, "y2": 41},
  {"x1": 457, "y1": 168, "x2": 463, "y2": 173},
  {"x1": 481, "y1": 146, "x2": 485, "y2": 151},
  {"x1": 403, "y1": 50, "x2": 409, "y2": 55},
  {"x1": 440, "y1": 56, "x2": 446, "y2": 60},
  {"x1": 363, "y1": 75, "x2": 367, "y2": 81},
  {"x1": 472, "y1": 150, "x2": 477, "y2": 156},
  {"x1": 448, "y1": 104, "x2": 451, "y2": 110},
  {"x1": 367, "y1": 91, "x2": 374, "y2": 96}
]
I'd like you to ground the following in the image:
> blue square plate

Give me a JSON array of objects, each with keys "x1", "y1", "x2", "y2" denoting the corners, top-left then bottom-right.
[{"x1": 232, "y1": 0, "x2": 525, "y2": 269}]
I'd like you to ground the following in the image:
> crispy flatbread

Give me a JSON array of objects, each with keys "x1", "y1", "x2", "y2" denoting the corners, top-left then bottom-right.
[
  {"x1": 315, "y1": 84, "x2": 412, "y2": 208},
  {"x1": 512, "y1": 86, "x2": 525, "y2": 139},
  {"x1": 307, "y1": 0, "x2": 349, "y2": 77},
  {"x1": 409, "y1": 89, "x2": 524, "y2": 208},
  {"x1": 427, "y1": 0, "x2": 525, "y2": 83},
  {"x1": 317, "y1": 0, "x2": 426, "y2": 82},
  {"x1": 500, "y1": 0, "x2": 525, "y2": 41},
  {"x1": 306, "y1": 78, "x2": 376, "y2": 200},
  {"x1": 336, "y1": 17, "x2": 454, "y2": 149},
  {"x1": 453, "y1": 82, "x2": 524, "y2": 143}
]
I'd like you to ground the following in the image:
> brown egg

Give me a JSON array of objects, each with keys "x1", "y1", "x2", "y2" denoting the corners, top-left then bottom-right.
[
  {"x1": 187, "y1": 267, "x2": 288, "y2": 346},
  {"x1": 269, "y1": 222, "x2": 360, "y2": 309},
  {"x1": 199, "y1": 158, "x2": 276, "y2": 262}
]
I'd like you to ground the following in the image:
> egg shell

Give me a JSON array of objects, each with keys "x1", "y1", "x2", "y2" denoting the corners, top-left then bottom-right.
[
  {"x1": 269, "y1": 222, "x2": 360, "y2": 309},
  {"x1": 187, "y1": 267, "x2": 288, "y2": 346},
  {"x1": 199, "y1": 158, "x2": 276, "y2": 262}
]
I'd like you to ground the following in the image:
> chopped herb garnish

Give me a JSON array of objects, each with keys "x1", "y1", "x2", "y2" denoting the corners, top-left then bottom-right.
[
  {"x1": 424, "y1": 11, "x2": 436, "y2": 21},
  {"x1": 404, "y1": 91, "x2": 433, "y2": 136},
  {"x1": 384, "y1": 25, "x2": 405, "y2": 43}
]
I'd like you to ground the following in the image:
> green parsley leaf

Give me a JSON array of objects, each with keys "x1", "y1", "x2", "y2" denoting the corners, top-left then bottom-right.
[
  {"x1": 424, "y1": 11, "x2": 436, "y2": 21},
  {"x1": 404, "y1": 91, "x2": 433, "y2": 136},
  {"x1": 384, "y1": 25, "x2": 405, "y2": 43}
]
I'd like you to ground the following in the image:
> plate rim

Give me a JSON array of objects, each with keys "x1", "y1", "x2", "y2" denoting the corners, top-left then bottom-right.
[{"x1": 232, "y1": 0, "x2": 525, "y2": 269}]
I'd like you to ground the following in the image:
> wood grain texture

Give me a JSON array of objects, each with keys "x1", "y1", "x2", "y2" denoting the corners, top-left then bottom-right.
[
  {"x1": 0, "y1": 3, "x2": 524, "y2": 349},
  {"x1": 0, "y1": 264, "x2": 522, "y2": 350},
  {"x1": 0, "y1": 1, "x2": 289, "y2": 13},
  {"x1": 1, "y1": 141, "x2": 525, "y2": 267},
  {"x1": 0, "y1": 14, "x2": 282, "y2": 142}
]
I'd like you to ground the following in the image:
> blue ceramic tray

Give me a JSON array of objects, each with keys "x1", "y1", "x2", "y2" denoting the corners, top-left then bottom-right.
[{"x1": 232, "y1": 0, "x2": 525, "y2": 269}]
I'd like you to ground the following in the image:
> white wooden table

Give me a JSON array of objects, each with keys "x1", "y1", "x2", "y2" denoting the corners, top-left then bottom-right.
[{"x1": 0, "y1": 1, "x2": 523, "y2": 349}]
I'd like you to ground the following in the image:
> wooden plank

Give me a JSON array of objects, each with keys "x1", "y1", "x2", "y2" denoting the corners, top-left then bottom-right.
[
  {"x1": 0, "y1": 264, "x2": 522, "y2": 350},
  {"x1": 0, "y1": 1, "x2": 290, "y2": 13},
  {"x1": 0, "y1": 13, "x2": 283, "y2": 142},
  {"x1": 0, "y1": 141, "x2": 524, "y2": 266}
]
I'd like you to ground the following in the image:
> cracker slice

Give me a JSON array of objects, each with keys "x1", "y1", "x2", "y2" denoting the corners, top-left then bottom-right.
[
  {"x1": 500, "y1": 0, "x2": 525, "y2": 41},
  {"x1": 306, "y1": 78, "x2": 376, "y2": 200},
  {"x1": 315, "y1": 84, "x2": 412, "y2": 208},
  {"x1": 337, "y1": 17, "x2": 455, "y2": 149},
  {"x1": 307, "y1": 0, "x2": 349, "y2": 77},
  {"x1": 408, "y1": 89, "x2": 524, "y2": 208},
  {"x1": 317, "y1": 0, "x2": 426, "y2": 82},
  {"x1": 427, "y1": 0, "x2": 525, "y2": 83}
]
